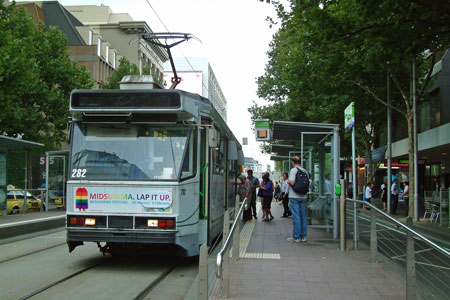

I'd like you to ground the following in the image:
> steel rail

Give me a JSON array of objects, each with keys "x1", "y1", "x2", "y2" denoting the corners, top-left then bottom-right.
[
  {"x1": 215, "y1": 198, "x2": 247, "y2": 279},
  {"x1": 346, "y1": 198, "x2": 450, "y2": 257},
  {"x1": 18, "y1": 258, "x2": 111, "y2": 300}
]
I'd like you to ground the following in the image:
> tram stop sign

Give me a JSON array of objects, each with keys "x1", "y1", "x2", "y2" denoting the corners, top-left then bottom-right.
[
  {"x1": 344, "y1": 102, "x2": 355, "y2": 131},
  {"x1": 254, "y1": 119, "x2": 271, "y2": 141}
]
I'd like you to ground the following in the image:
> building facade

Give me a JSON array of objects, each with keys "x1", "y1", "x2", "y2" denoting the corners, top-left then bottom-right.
[
  {"x1": 17, "y1": 1, "x2": 115, "y2": 86},
  {"x1": 65, "y1": 4, "x2": 168, "y2": 84},
  {"x1": 163, "y1": 57, "x2": 228, "y2": 121}
]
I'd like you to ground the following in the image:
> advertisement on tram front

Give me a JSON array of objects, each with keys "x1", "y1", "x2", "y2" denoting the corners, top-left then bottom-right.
[{"x1": 71, "y1": 185, "x2": 173, "y2": 214}]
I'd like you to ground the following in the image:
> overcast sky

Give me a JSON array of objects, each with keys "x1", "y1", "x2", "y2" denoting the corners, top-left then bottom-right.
[{"x1": 50, "y1": 0, "x2": 283, "y2": 171}]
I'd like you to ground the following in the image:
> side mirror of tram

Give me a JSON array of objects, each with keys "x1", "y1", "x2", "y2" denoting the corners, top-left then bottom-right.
[{"x1": 209, "y1": 128, "x2": 219, "y2": 147}]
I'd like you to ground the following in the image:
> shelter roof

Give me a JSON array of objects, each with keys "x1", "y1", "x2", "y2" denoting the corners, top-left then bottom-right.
[
  {"x1": 0, "y1": 136, "x2": 44, "y2": 150},
  {"x1": 272, "y1": 121, "x2": 338, "y2": 142},
  {"x1": 271, "y1": 144, "x2": 313, "y2": 155},
  {"x1": 270, "y1": 155, "x2": 289, "y2": 162}
]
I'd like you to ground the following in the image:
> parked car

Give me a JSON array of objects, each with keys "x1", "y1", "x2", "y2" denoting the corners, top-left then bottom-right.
[{"x1": 6, "y1": 188, "x2": 45, "y2": 214}]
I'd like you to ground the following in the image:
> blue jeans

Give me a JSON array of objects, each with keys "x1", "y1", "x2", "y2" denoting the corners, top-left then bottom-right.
[{"x1": 289, "y1": 197, "x2": 307, "y2": 239}]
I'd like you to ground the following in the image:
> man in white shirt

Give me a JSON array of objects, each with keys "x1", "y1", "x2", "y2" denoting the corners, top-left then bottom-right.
[
  {"x1": 402, "y1": 181, "x2": 409, "y2": 216},
  {"x1": 391, "y1": 179, "x2": 399, "y2": 215},
  {"x1": 287, "y1": 156, "x2": 309, "y2": 243},
  {"x1": 365, "y1": 182, "x2": 373, "y2": 209},
  {"x1": 280, "y1": 172, "x2": 291, "y2": 217}
]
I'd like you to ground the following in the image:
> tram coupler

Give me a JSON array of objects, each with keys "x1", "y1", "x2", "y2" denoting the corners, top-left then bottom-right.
[{"x1": 97, "y1": 242, "x2": 110, "y2": 256}]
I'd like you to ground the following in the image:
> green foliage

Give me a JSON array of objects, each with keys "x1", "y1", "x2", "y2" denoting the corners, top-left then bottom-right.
[
  {"x1": 100, "y1": 57, "x2": 140, "y2": 89},
  {"x1": 0, "y1": 1, "x2": 93, "y2": 149},
  {"x1": 253, "y1": 0, "x2": 450, "y2": 167},
  {"x1": 100, "y1": 57, "x2": 161, "y2": 89}
]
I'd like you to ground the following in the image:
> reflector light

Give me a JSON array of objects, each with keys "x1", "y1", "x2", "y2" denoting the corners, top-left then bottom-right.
[
  {"x1": 77, "y1": 217, "x2": 85, "y2": 225},
  {"x1": 85, "y1": 218, "x2": 96, "y2": 226},
  {"x1": 158, "y1": 220, "x2": 166, "y2": 228},
  {"x1": 166, "y1": 220, "x2": 174, "y2": 228},
  {"x1": 147, "y1": 219, "x2": 158, "y2": 227},
  {"x1": 69, "y1": 217, "x2": 77, "y2": 225}
]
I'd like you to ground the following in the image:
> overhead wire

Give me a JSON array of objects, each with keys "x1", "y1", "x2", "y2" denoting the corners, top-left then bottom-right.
[{"x1": 143, "y1": 0, "x2": 209, "y2": 94}]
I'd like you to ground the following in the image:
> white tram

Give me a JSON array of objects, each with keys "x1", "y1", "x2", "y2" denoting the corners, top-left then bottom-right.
[{"x1": 66, "y1": 81, "x2": 243, "y2": 256}]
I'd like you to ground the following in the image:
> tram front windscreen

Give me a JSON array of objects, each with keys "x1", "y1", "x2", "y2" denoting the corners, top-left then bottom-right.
[{"x1": 70, "y1": 123, "x2": 195, "y2": 181}]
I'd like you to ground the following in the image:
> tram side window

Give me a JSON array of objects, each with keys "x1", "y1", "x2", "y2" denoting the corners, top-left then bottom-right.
[
  {"x1": 181, "y1": 129, "x2": 197, "y2": 180},
  {"x1": 213, "y1": 138, "x2": 225, "y2": 175}
]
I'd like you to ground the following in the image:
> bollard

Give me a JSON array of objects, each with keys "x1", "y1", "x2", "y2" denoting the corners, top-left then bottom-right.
[
  {"x1": 406, "y1": 217, "x2": 417, "y2": 300},
  {"x1": 198, "y1": 244, "x2": 208, "y2": 300},
  {"x1": 220, "y1": 210, "x2": 230, "y2": 298},
  {"x1": 339, "y1": 179, "x2": 346, "y2": 251},
  {"x1": 370, "y1": 207, "x2": 377, "y2": 262}
]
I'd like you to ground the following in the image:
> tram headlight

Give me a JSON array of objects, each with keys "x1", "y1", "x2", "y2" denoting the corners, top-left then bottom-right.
[
  {"x1": 85, "y1": 218, "x2": 96, "y2": 226},
  {"x1": 147, "y1": 219, "x2": 158, "y2": 227}
]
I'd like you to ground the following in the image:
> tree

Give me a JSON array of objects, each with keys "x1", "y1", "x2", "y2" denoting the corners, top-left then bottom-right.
[
  {"x1": 100, "y1": 57, "x2": 160, "y2": 90},
  {"x1": 0, "y1": 1, "x2": 93, "y2": 149},
  {"x1": 100, "y1": 57, "x2": 139, "y2": 89},
  {"x1": 253, "y1": 0, "x2": 450, "y2": 218}
]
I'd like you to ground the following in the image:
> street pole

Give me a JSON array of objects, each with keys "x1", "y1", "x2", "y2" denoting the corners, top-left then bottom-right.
[
  {"x1": 413, "y1": 60, "x2": 419, "y2": 221},
  {"x1": 387, "y1": 71, "x2": 392, "y2": 214},
  {"x1": 352, "y1": 126, "x2": 358, "y2": 250}
]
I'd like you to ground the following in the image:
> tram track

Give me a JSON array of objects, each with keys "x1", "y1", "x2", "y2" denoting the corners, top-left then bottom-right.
[
  {"x1": 15, "y1": 255, "x2": 182, "y2": 300},
  {"x1": 0, "y1": 242, "x2": 66, "y2": 264},
  {"x1": 18, "y1": 257, "x2": 111, "y2": 300}
]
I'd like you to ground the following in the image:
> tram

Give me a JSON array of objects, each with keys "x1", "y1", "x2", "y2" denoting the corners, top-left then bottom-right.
[{"x1": 66, "y1": 77, "x2": 243, "y2": 256}]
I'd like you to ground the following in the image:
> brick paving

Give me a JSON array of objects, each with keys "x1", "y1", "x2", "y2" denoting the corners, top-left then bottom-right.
[{"x1": 224, "y1": 201, "x2": 406, "y2": 300}]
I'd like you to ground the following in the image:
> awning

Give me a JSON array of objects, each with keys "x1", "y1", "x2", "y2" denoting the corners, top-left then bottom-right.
[
  {"x1": 271, "y1": 144, "x2": 313, "y2": 155},
  {"x1": 272, "y1": 121, "x2": 338, "y2": 142},
  {"x1": 0, "y1": 135, "x2": 44, "y2": 150},
  {"x1": 270, "y1": 155, "x2": 290, "y2": 161}
]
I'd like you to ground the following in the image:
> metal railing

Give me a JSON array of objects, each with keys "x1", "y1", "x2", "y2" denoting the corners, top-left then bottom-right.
[
  {"x1": 216, "y1": 198, "x2": 247, "y2": 279},
  {"x1": 342, "y1": 198, "x2": 450, "y2": 300},
  {"x1": 197, "y1": 198, "x2": 247, "y2": 300}
]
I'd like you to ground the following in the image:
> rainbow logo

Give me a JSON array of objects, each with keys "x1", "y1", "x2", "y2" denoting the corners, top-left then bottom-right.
[{"x1": 75, "y1": 188, "x2": 88, "y2": 212}]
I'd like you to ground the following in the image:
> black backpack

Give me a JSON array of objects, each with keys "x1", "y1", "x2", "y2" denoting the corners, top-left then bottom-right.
[{"x1": 292, "y1": 167, "x2": 309, "y2": 194}]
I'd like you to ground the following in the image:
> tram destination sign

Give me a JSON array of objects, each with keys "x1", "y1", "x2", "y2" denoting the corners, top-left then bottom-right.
[
  {"x1": 71, "y1": 91, "x2": 181, "y2": 109},
  {"x1": 72, "y1": 186, "x2": 173, "y2": 214}
]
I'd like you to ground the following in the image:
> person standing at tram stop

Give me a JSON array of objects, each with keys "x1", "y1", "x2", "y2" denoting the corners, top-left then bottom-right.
[
  {"x1": 237, "y1": 173, "x2": 252, "y2": 222},
  {"x1": 247, "y1": 169, "x2": 260, "y2": 220},
  {"x1": 287, "y1": 156, "x2": 309, "y2": 243},
  {"x1": 364, "y1": 182, "x2": 374, "y2": 210},
  {"x1": 260, "y1": 172, "x2": 274, "y2": 221},
  {"x1": 391, "y1": 179, "x2": 399, "y2": 215},
  {"x1": 381, "y1": 179, "x2": 388, "y2": 211},
  {"x1": 281, "y1": 172, "x2": 291, "y2": 218},
  {"x1": 402, "y1": 181, "x2": 409, "y2": 216}
]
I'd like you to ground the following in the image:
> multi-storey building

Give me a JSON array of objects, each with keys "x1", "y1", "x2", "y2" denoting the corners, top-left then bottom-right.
[
  {"x1": 163, "y1": 57, "x2": 227, "y2": 121},
  {"x1": 17, "y1": 1, "x2": 116, "y2": 86},
  {"x1": 65, "y1": 4, "x2": 168, "y2": 84}
]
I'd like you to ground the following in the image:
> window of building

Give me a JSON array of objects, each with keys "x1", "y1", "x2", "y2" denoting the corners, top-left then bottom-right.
[
  {"x1": 106, "y1": 44, "x2": 110, "y2": 63},
  {"x1": 97, "y1": 37, "x2": 101, "y2": 56},
  {"x1": 88, "y1": 29, "x2": 93, "y2": 45}
]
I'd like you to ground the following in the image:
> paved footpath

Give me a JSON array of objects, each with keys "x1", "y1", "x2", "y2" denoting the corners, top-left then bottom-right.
[{"x1": 218, "y1": 201, "x2": 406, "y2": 300}]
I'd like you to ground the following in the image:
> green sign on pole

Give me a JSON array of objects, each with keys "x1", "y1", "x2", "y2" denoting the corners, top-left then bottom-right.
[{"x1": 344, "y1": 102, "x2": 355, "y2": 131}]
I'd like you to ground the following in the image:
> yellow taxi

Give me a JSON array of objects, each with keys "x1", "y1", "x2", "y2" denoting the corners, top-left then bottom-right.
[{"x1": 6, "y1": 187, "x2": 45, "y2": 214}]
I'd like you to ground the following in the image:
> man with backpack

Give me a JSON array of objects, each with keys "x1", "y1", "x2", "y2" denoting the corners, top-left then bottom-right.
[{"x1": 287, "y1": 156, "x2": 309, "y2": 243}]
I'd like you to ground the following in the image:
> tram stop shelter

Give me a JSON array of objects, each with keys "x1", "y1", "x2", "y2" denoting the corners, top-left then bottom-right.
[
  {"x1": 0, "y1": 135, "x2": 44, "y2": 216},
  {"x1": 270, "y1": 121, "x2": 341, "y2": 238}
]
